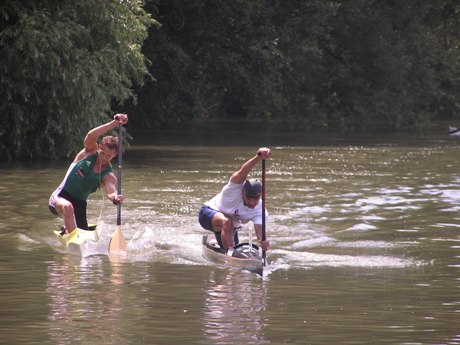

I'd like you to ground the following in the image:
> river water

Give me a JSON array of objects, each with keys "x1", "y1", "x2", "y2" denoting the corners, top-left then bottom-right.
[{"x1": 1, "y1": 127, "x2": 460, "y2": 344}]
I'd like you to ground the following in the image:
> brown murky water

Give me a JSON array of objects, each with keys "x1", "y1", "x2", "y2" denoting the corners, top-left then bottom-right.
[{"x1": 1, "y1": 129, "x2": 459, "y2": 344}]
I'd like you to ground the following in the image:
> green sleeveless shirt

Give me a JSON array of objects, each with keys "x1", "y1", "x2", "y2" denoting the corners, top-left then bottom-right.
[{"x1": 63, "y1": 153, "x2": 113, "y2": 201}]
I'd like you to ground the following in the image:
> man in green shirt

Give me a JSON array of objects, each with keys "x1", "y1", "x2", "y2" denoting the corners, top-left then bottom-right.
[{"x1": 49, "y1": 114, "x2": 128, "y2": 234}]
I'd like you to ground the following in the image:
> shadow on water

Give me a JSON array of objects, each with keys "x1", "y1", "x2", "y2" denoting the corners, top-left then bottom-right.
[{"x1": 131, "y1": 122, "x2": 450, "y2": 148}]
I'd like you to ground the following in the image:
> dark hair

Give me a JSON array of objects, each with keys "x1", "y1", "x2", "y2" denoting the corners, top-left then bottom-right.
[{"x1": 101, "y1": 136, "x2": 119, "y2": 152}]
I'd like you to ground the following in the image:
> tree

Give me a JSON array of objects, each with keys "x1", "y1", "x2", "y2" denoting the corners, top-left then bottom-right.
[
  {"x1": 0, "y1": 0, "x2": 156, "y2": 160},
  {"x1": 315, "y1": 0, "x2": 448, "y2": 129},
  {"x1": 128, "y1": 0, "x2": 460, "y2": 131}
]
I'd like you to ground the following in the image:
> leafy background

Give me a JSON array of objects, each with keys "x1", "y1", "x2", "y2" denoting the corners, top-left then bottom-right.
[{"x1": 1, "y1": 0, "x2": 459, "y2": 160}]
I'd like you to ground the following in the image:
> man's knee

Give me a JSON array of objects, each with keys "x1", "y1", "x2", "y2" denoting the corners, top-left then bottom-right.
[
  {"x1": 213, "y1": 214, "x2": 233, "y2": 232},
  {"x1": 221, "y1": 218, "x2": 234, "y2": 232},
  {"x1": 60, "y1": 202, "x2": 75, "y2": 216}
]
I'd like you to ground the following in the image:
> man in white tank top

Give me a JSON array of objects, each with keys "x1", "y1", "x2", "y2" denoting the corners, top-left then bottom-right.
[{"x1": 199, "y1": 147, "x2": 271, "y2": 254}]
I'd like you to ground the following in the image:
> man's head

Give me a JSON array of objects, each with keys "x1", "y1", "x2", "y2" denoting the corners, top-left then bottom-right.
[
  {"x1": 242, "y1": 179, "x2": 262, "y2": 208},
  {"x1": 101, "y1": 136, "x2": 119, "y2": 152},
  {"x1": 243, "y1": 179, "x2": 262, "y2": 198},
  {"x1": 97, "y1": 136, "x2": 119, "y2": 163}
]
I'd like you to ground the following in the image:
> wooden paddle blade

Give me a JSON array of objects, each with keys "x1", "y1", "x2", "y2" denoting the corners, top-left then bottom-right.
[{"x1": 109, "y1": 225, "x2": 128, "y2": 253}]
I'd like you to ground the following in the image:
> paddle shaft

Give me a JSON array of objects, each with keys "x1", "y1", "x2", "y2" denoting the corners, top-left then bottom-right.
[
  {"x1": 117, "y1": 123, "x2": 122, "y2": 226},
  {"x1": 108, "y1": 122, "x2": 128, "y2": 254},
  {"x1": 261, "y1": 158, "x2": 266, "y2": 265}
]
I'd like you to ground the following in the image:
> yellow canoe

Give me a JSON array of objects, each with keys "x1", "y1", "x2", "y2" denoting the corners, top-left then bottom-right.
[{"x1": 54, "y1": 225, "x2": 99, "y2": 256}]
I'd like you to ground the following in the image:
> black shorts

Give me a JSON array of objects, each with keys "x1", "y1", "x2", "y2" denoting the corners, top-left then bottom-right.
[{"x1": 55, "y1": 190, "x2": 89, "y2": 230}]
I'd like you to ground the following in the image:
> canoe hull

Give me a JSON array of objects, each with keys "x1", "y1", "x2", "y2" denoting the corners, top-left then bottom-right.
[
  {"x1": 54, "y1": 225, "x2": 99, "y2": 256},
  {"x1": 201, "y1": 234, "x2": 263, "y2": 275}
]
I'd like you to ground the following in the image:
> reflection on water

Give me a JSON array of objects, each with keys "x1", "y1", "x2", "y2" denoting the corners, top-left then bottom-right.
[
  {"x1": 47, "y1": 257, "x2": 127, "y2": 345},
  {"x1": 1, "y1": 130, "x2": 460, "y2": 344},
  {"x1": 202, "y1": 270, "x2": 269, "y2": 344}
]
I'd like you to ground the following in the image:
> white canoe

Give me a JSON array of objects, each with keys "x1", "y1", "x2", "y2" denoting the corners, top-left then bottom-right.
[
  {"x1": 449, "y1": 126, "x2": 460, "y2": 137},
  {"x1": 201, "y1": 234, "x2": 263, "y2": 275}
]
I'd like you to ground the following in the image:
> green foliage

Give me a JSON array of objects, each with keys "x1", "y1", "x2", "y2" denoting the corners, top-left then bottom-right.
[
  {"x1": 316, "y1": 0, "x2": 454, "y2": 129},
  {"x1": 0, "y1": 0, "x2": 155, "y2": 160},
  {"x1": 2, "y1": 0, "x2": 460, "y2": 161},
  {"x1": 127, "y1": 0, "x2": 460, "y2": 131}
]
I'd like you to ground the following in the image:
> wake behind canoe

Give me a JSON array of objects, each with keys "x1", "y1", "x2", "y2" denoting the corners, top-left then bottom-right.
[{"x1": 201, "y1": 234, "x2": 263, "y2": 275}]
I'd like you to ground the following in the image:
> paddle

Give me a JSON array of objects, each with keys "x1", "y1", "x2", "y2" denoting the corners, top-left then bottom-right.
[
  {"x1": 108, "y1": 123, "x2": 128, "y2": 254},
  {"x1": 261, "y1": 158, "x2": 267, "y2": 266}
]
